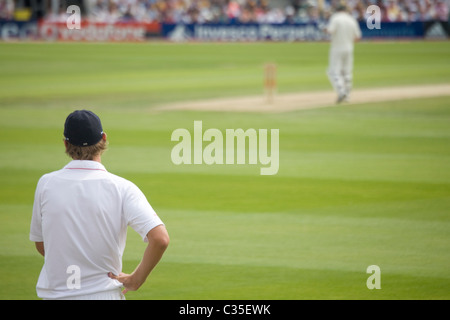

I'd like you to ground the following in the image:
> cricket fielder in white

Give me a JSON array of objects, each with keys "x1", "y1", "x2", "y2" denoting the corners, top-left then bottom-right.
[
  {"x1": 30, "y1": 110, "x2": 169, "y2": 300},
  {"x1": 326, "y1": 5, "x2": 362, "y2": 103}
]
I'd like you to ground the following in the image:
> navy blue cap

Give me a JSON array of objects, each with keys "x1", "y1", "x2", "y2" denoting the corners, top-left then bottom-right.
[{"x1": 64, "y1": 110, "x2": 103, "y2": 146}]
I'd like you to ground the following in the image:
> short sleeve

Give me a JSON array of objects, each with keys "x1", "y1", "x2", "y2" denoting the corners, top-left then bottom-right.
[
  {"x1": 122, "y1": 181, "x2": 164, "y2": 242},
  {"x1": 29, "y1": 175, "x2": 47, "y2": 242}
]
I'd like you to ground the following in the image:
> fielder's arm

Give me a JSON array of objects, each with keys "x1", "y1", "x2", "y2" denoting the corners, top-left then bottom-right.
[
  {"x1": 108, "y1": 224, "x2": 169, "y2": 294},
  {"x1": 35, "y1": 242, "x2": 45, "y2": 257}
]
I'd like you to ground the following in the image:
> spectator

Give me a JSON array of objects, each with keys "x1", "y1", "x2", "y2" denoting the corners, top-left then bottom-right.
[
  {"x1": 0, "y1": 0, "x2": 14, "y2": 20},
  {"x1": 386, "y1": 0, "x2": 402, "y2": 21},
  {"x1": 435, "y1": 0, "x2": 449, "y2": 21}
]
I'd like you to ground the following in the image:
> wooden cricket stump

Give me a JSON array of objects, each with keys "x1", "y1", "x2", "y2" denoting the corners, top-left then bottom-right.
[{"x1": 264, "y1": 63, "x2": 277, "y2": 104}]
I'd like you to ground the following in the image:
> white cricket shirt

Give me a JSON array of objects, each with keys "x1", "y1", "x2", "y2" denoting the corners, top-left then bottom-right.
[
  {"x1": 29, "y1": 160, "x2": 164, "y2": 299},
  {"x1": 327, "y1": 11, "x2": 362, "y2": 52}
]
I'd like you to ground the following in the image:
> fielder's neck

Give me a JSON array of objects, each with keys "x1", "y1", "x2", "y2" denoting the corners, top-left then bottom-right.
[{"x1": 92, "y1": 155, "x2": 102, "y2": 163}]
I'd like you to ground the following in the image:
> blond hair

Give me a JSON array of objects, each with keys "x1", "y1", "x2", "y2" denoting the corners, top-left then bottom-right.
[{"x1": 65, "y1": 139, "x2": 108, "y2": 160}]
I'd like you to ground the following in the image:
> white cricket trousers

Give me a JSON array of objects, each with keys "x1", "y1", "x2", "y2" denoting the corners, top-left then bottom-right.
[
  {"x1": 327, "y1": 49, "x2": 354, "y2": 96},
  {"x1": 43, "y1": 288, "x2": 125, "y2": 300}
]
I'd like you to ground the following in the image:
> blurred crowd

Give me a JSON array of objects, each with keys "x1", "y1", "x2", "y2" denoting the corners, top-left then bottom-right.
[
  {"x1": 84, "y1": 0, "x2": 450, "y2": 23},
  {"x1": 1, "y1": 0, "x2": 449, "y2": 23}
]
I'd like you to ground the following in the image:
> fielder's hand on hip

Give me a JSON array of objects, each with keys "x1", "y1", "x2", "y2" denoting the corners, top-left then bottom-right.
[{"x1": 108, "y1": 225, "x2": 170, "y2": 294}]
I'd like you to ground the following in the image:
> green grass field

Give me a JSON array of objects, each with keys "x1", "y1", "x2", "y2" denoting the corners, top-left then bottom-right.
[{"x1": 0, "y1": 41, "x2": 449, "y2": 300}]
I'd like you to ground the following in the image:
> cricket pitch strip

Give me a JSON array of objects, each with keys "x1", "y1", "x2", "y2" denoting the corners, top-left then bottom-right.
[{"x1": 156, "y1": 83, "x2": 450, "y2": 113}]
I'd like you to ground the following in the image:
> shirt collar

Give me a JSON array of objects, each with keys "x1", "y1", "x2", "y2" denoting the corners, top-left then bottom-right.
[{"x1": 64, "y1": 160, "x2": 107, "y2": 172}]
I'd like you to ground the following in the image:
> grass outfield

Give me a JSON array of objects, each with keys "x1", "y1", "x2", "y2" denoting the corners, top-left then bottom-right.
[{"x1": 0, "y1": 41, "x2": 449, "y2": 300}]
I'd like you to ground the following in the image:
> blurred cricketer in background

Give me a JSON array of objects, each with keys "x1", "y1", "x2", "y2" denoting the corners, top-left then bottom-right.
[
  {"x1": 29, "y1": 110, "x2": 169, "y2": 300},
  {"x1": 326, "y1": 4, "x2": 362, "y2": 103}
]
